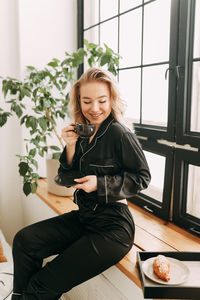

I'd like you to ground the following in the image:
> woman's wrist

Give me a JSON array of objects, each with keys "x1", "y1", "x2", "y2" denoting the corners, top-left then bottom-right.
[{"x1": 66, "y1": 143, "x2": 76, "y2": 165}]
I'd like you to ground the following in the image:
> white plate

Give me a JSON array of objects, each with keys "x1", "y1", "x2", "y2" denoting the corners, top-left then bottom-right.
[{"x1": 142, "y1": 257, "x2": 190, "y2": 285}]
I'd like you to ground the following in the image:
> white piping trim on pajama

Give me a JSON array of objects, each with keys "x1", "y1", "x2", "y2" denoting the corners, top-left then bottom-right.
[
  {"x1": 105, "y1": 175, "x2": 108, "y2": 204},
  {"x1": 74, "y1": 189, "x2": 79, "y2": 204},
  {"x1": 89, "y1": 164, "x2": 114, "y2": 168},
  {"x1": 79, "y1": 119, "x2": 114, "y2": 171},
  {"x1": 93, "y1": 204, "x2": 98, "y2": 211}
]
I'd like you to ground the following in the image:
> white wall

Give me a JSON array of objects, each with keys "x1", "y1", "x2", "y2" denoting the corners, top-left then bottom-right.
[
  {"x1": 19, "y1": 0, "x2": 77, "y2": 72},
  {"x1": 0, "y1": 0, "x2": 24, "y2": 244},
  {"x1": 0, "y1": 0, "x2": 77, "y2": 244}
]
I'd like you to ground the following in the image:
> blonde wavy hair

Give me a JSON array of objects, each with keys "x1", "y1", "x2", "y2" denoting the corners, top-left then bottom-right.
[{"x1": 68, "y1": 67, "x2": 126, "y2": 123}]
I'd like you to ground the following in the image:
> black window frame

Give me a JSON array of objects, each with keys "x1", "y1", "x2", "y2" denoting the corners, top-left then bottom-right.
[
  {"x1": 78, "y1": 0, "x2": 200, "y2": 235},
  {"x1": 131, "y1": 139, "x2": 174, "y2": 221},
  {"x1": 173, "y1": 148, "x2": 200, "y2": 236},
  {"x1": 134, "y1": 0, "x2": 179, "y2": 142},
  {"x1": 176, "y1": 0, "x2": 200, "y2": 149}
]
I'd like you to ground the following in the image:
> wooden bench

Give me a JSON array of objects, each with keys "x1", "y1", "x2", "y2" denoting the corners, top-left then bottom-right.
[{"x1": 36, "y1": 179, "x2": 200, "y2": 299}]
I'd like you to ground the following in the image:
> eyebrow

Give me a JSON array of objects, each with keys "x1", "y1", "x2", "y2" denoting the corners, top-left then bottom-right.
[{"x1": 81, "y1": 95, "x2": 108, "y2": 99}]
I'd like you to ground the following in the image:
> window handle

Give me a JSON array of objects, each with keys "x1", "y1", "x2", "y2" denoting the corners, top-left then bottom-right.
[
  {"x1": 165, "y1": 65, "x2": 181, "y2": 80},
  {"x1": 165, "y1": 67, "x2": 172, "y2": 80},
  {"x1": 143, "y1": 205, "x2": 154, "y2": 213},
  {"x1": 175, "y1": 65, "x2": 181, "y2": 79}
]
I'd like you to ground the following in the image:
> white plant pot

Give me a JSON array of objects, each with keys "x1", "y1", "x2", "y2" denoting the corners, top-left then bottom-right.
[{"x1": 46, "y1": 158, "x2": 75, "y2": 196}]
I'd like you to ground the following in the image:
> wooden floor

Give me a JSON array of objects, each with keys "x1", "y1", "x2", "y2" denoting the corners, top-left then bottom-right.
[{"x1": 36, "y1": 179, "x2": 200, "y2": 298}]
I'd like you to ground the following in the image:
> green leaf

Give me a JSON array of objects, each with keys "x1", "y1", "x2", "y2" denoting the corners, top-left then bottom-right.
[
  {"x1": 29, "y1": 116, "x2": 38, "y2": 131},
  {"x1": 29, "y1": 148, "x2": 36, "y2": 157},
  {"x1": 61, "y1": 81, "x2": 67, "y2": 89},
  {"x1": 32, "y1": 173, "x2": 39, "y2": 180},
  {"x1": 38, "y1": 149, "x2": 44, "y2": 157},
  {"x1": 52, "y1": 152, "x2": 61, "y2": 159},
  {"x1": 22, "y1": 87, "x2": 31, "y2": 97},
  {"x1": 48, "y1": 60, "x2": 58, "y2": 68},
  {"x1": 43, "y1": 146, "x2": 48, "y2": 152},
  {"x1": 19, "y1": 162, "x2": 29, "y2": 176},
  {"x1": 41, "y1": 136, "x2": 47, "y2": 143},
  {"x1": 50, "y1": 145, "x2": 60, "y2": 151},
  {"x1": 14, "y1": 104, "x2": 23, "y2": 118},
  {"x1": 38, "y1": 117, "x2": 47, "y2": 131},
  {"x1": 0, "y1": 114, "x2": 6, "y2": 127},
  {"x1": 104, "y1": 43, "x2": 113, "y2": 54},
  {"x1": 108, "y1": 62, "x2": 117, "y2": 76},
  {"x1": 2, "y1": 80, "x2": 9, "y2": 98},
  {"x1": 23, "y1": 182, "x2": 32, "y2": 196},
  {"x1": 0, "y1": 112, "x2": 11, "y2": 127},
  {"x1": 20, "y1": 115, "x2": 27, "y2": 125},
  {"x1": 31, "y1": 159, "x2": 38, "y2": 169},
  {"x1": 84, "y1": 39, "x2": 97, "y2": 50},
  {"x1": 31, "y1": 182, "x2": 37, "y2": 193},
  {"x1": 27, "y1": 65, "x2": 35, "y2": 71},
  {"x1": 20, "y1": 103, "x2": 26, "y2": 109},
  {"x1": 88, "y1": 56, "x2": 95, "y2": 67},
  {"x1": 100, "y1": 54, "x2": 111, "y2": 66},
  {"x1": 84, "y1": 39, "x2": 89, "y2": 48}
]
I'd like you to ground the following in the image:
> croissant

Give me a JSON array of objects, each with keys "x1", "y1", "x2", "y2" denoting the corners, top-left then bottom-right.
[{"x1": 153, "y1": 255, "x2": 170, "y2": 281}]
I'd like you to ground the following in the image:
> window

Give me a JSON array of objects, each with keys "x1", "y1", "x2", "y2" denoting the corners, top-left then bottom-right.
[
  {"x1": 132, "y1": 139, "x2": 174, "y2": 221},
  {"x1": 173, "y1": 149, "x2": 200, "y2": 235},
  {"x1": 78, "y1": 0, "x2": 200, "y2": 236}
]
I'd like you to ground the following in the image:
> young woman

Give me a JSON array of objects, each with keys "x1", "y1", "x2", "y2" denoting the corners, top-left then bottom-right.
[{"x1": 11, "y1": 67, "x2": 151, "y2": 300}]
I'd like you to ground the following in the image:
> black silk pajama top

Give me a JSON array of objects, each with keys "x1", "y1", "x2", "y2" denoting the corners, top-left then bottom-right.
[{"x1": 57, "y1": 113, "x2": 151, "y2": 213}]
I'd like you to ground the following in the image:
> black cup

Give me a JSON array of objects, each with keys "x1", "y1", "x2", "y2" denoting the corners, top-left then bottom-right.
[{"x1": 73, "y1": 124, "x2": 96, "y2": 138}]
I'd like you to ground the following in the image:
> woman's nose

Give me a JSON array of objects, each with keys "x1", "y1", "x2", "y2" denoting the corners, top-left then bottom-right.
[{"x1": 90, "y1": 101, "x2": 99, "y2": 111}]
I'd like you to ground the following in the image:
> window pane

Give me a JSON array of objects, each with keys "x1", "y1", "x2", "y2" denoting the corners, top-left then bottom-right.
[
  {"x1": 119, "y1": 68, "x2": 141, "y2": 123},
  {"x1": 84, "y1": 27, "x2": 99, "y2": 45},
  {"x1": 100, "y1": 0, "x2": 118, "y2": 21},
  {"x1": 143, "y1": 0, "x2": 170, "y2": 64},
  {"x1": 186, "y1": 165, "x2": 200, "y2": 219},
  {"x1": 119, "y1": 8, "x2": 142, "y2": 68},
  {"x1": 100, "y1": 19, "x2": 118, "y2": 53},
  {"x1": 84, "y1": 27, "x2": 99, "y2": 71},
  {"x1": 193, "y1": 0, "x2": 200, "y2": 59},
  {"x1": 141, "y1": 151, "x2": 165, "y2": 203},
  {"x1": 190, "y1": 62, "x2": 200, "y2": 132},
  {"x1": 84, "y1": 0, "x2": 99, "y2": 29},
  {"x1": 142, "y1": 65, "x2": 168, "y2": 126},
  {"x1": 120, "y1": 0, "x2": 142, "y2": 13}
]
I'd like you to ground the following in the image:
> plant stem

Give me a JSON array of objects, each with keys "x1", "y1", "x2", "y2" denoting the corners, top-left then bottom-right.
[{"x1": 45, "y1": 109, "x2": 64, "y2": 149}]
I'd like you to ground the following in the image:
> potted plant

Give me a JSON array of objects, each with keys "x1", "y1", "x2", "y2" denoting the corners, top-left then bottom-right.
[{"x1": 0, "y1": 39, "x2": 120, "y2": 196}]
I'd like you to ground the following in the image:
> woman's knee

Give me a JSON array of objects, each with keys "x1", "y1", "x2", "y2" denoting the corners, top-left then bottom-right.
[{"x1": 12, "y1": 226, "x2": 34, "y2": 254}]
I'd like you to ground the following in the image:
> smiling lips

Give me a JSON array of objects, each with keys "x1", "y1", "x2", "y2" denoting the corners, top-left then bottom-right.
[{"x1": 90, "y1": 113, "x2": 102, "y2": 119}]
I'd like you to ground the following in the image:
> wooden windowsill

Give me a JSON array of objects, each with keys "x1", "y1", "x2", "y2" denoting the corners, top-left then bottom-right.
[{"x1": 36, "y1": 179, "x2": 200, "y2": 296}]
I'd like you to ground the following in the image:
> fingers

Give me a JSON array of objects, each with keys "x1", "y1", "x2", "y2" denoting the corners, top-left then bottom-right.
[
  {"x1": 61, "y1": 125, "x2": 75, "y2": 137},
  {"x1": 72, "y1": 177, "x2": 87, "y2": 189},
  {"x1": 61, "y1": 123, "x2": 78, "y2": 145},
  {"x1": 72, "y1": 176, "x2": 97, "y2": 193},
  {"x1": 74, "y1": 177, "x2": 87, "y2": 183},
  {"x1": 71, "y1": 184, "x2": 82, "y2": 189}
]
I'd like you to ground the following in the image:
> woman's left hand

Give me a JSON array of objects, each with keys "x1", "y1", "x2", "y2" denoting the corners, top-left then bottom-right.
[{"x1": 72, "y1": 175, "x2": 97, "y2": 193}]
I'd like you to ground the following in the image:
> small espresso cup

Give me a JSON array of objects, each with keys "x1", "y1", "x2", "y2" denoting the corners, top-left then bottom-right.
[{"x1": 73, "y1": 123, "x2": 96, "y2": 138}]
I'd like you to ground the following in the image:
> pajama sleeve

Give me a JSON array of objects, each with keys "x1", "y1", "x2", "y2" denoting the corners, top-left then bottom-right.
[
  {"x1": 58, "y1": 140, "x2": 80, "y2": 174},
  {"x1": 97, "y1": 132, "x2": 151, "y2": 203}
]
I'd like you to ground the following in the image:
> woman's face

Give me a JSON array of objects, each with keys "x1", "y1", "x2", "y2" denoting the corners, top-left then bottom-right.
[{"x1": 79, "y1": 81, "x2": 112, "y2": 128}]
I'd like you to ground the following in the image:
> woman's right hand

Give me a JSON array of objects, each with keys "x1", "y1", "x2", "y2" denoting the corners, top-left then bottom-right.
[{"x1": 61, "y1": 123, "x2": 79, "y2": 147}]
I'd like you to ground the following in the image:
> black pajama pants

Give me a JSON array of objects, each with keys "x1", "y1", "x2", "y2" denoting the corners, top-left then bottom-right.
[{"x1": 11, "y1": 202, "x2": 135, "y2": 300}]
